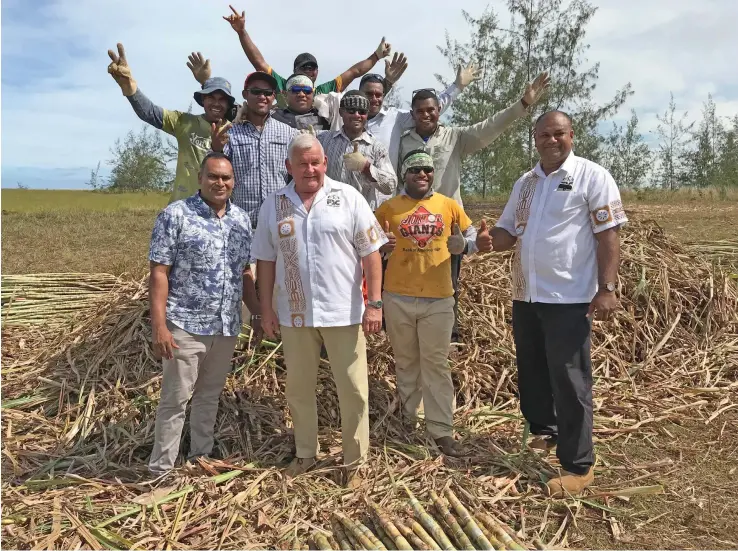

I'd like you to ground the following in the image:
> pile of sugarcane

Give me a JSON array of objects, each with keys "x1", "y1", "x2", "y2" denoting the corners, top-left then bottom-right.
[
  {"x1": 1, "y1": 273, "x2": 123, "y2": 327},
  {"x1": 298, "y1": 486, "x2": 533, "y2": 551},
  {"x1": 687, "y1": 239, "x2": 738, "y2": 273}
]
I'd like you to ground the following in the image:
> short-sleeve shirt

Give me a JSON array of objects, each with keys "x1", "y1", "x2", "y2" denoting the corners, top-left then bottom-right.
[
  {"x1": 149, "y1": 193, "x2": 253, "y2": 336},
  {"x1": 252, "y1": 177, "x2": 387, "y2": 328},
  {"x1": 375, "y1": 192, "x2": 472, "y2": 299},
  {"x1": 162, "y1": 110, "x2": 213, "y2": 203},
  {"x1": 496, "y1": 153, "x2": 628, "y2": 304}
]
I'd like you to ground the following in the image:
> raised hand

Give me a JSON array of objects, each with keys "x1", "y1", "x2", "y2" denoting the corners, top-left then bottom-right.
[
  {"x1": 523, "y1": 71, "x2": 551, "y2": 107},
  {"x1": 343, "y1": 142, "x2": 368, "y2": 172},
  {"x1": 374, "y1": 36, "x2": 391, "y2": 60},
  {"x1": 475, "y1": 219, "x2": 493, "y2": 252},
  {"x1": 384, "y1": 52, "x2": 408, "y2": 86},
  {"x1": 223, "y1": 4, "x2": 246, "y2": 33},
  {"x1": 447, "y1": 223, "x2": 466, "y2": 255},
  {"x1": 211, "y1": 121, "x2": 231, "y2": 152},
  {"x1": 380, "y1": 220, "x2": 396, "y2": 255},
  {"x1": 107, "y1": 42, "x2": 137, "y2": 96},
  {"x1": 187, "y1": 52, "x2": 211, "y2": 85},
  {"x1": 455, "y1": 62, "x2": 480, "y2": 89}
]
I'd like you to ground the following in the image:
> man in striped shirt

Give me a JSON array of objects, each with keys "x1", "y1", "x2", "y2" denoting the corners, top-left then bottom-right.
[{"x1": 211, "y1": 71, "x2": 297, "y2": 228}]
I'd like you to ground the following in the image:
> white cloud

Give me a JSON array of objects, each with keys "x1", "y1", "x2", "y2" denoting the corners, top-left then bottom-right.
[{"x1": 1, "y1": 0, "x2": 737, "y2": 186}]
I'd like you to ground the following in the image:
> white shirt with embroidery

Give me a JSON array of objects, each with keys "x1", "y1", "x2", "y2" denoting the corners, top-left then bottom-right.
[
  {"x1": 496, "y1": 153, "x2": 627, "y2": 304},
  {"x1": 252, "y1": 176, "x2": 388, "y2": 327}
]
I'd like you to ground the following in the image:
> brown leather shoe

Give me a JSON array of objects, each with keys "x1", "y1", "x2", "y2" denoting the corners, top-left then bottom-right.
[
  {"x1": 283, "y1": 457, "x2": 316, "y2": 479},
  {"x1": 546, "y1": 466, "x2": 594, "y2": 498},
  {"x1": 528, "y1": 436, "x2": 557, "y2": 454}
]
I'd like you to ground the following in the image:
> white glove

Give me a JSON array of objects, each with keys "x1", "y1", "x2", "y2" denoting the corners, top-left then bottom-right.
[
  {"x1": 343, "y1": 142, "x2": 368, "y2": 172},
  {"x1": 447, "y1": 223, "x2": 466, "y2": 255},
  {"x1": 299, "y1": 124, "x2": 317, "y2": 136},
  {"x1": 374, "y1": 36, "x2": 391, "y2": 59}
]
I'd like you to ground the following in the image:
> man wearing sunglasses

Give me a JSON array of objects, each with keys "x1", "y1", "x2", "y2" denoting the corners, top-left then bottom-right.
[
  {"x1": 224, "y1": 5, "x2": 391, "y2": 101},
  {"x1": 375, "y1": 151, "x2": 492, "y2": 457},
  {"x1": 316, "y1": 91, "x2": 396, "y2": 210},
  {"x1": 398, "y1": 72, "x2": 551, "y2": 344},
  {"x1": 271, "y1": 74, "x2": 331, "y2": 131}
]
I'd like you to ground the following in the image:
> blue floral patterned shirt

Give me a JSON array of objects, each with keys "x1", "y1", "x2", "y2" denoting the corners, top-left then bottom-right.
[{"x1": 149, "y1": 192, "x2": 253, "y2": 336}]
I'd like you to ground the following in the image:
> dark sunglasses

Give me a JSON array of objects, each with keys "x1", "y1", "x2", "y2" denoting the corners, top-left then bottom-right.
[
  {"x1": 345, "y1": 108, "x2": 368, "y2": 115},
  {"x1": 408, "y1": 166, "x2": 434, "y2": 175},
  {"x1": 289, "y1": 85, "x2": 314, "y2": 95},
  {"x1": 247, "y1": 87, "x2": 274, "y2": 97},
  {"x1": 299, "y1": 63, "x2": 318, "y2": 71}
]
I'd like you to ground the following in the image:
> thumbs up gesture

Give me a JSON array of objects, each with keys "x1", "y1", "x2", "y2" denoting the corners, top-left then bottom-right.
[
  {"x1": 447, "y1": 223, "x2": 467, "y2": 255},
  {"x1": 475, "y1": 219, "x2": 493, "y2": 252},
  {"x1": 343, "y1": 142, "x2": 369, "y2": 172},
  {"x1": 380, "y1": 220, "x2": 396, "y2": 255}
]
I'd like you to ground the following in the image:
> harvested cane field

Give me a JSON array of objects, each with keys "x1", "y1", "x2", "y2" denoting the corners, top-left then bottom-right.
[{"x1": 2, "y1": 192, "x2": 738, "y2": 550}]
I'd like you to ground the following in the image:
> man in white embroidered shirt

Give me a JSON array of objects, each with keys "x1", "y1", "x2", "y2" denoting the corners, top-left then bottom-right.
[
  {"x1": 252, "y1": 134, "x2": 387, "y2": 488},
  {"x1": 481, "y1": 111, "x2": 627, "y2": 498}
]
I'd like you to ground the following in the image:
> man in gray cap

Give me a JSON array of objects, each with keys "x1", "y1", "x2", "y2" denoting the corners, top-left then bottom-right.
[{"x1": 106, "y1": 43, "x2": 234, "y2": 203}]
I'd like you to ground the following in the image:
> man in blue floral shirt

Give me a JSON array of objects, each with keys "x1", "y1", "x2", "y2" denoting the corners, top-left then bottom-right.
[{"x1": 147, "y1": 152, "x2": 260, "y2": 476}]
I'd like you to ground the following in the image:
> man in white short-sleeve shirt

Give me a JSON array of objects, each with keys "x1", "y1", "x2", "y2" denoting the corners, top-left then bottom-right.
[
  {"x1": 481, "y1": 110, "x2": 627, "y2": 498},
  {"x1": 252, "y1": 134, "x2": 387, "y2": 488}
]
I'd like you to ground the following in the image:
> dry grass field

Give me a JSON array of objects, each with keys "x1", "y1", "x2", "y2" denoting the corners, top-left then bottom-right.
[{"x1": 1, "y1": 188, "x2": 737, "y2": 550}]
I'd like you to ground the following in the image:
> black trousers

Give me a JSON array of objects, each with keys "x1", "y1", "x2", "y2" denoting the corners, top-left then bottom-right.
[
  {"x1": 512, "y1": 300, "x2": 594, "y2": 474},
  {"x1": 450, "y1": 253, "x2": 463, "y2": 341}
]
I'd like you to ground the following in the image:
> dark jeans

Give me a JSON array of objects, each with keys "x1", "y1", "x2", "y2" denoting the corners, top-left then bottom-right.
[
  {"x1": 512, "y1": 300, "x2": 594, "y2": 474},
  {"x1": 450, "y1": 253, "x2": 462, "y2": 342}
]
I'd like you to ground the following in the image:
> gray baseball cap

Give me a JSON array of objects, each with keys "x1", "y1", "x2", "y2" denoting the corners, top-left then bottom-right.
[{"x1": 194, "y1": 77, "x2": 236, "y2": 107}]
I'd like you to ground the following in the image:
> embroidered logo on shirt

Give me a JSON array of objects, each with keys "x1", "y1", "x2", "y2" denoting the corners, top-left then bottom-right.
[
  {"x1": 592, "y1": 205, "x2": 613, "y2": 225},
  {"x1": 398, "y1": 206, "x2": 445, "y2": 249},
  {"x1": 556, "y1": 175, "x2": 574, "y2": 191},
  {"x1": 327, "y1": 193, "x2": 341, "y2": 207},
  {"x1": 291, "y1": 313, "x2": 304, "y2": 327},
  {"x1": 610, "y1": 199, "x2": 626, "y2": 223},
  {"x1": 279, "y1": 219, "x2": 295, "y2": 238}
]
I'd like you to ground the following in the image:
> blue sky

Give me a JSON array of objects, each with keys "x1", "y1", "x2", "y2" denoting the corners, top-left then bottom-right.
[{"x1": 2, "y1": 0, "x2": 738, "y2": 189}]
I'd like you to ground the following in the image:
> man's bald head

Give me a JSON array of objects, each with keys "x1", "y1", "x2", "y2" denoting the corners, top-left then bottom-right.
[{"x1": 535, "y1": 110, "x2": 573, "y2": 130}]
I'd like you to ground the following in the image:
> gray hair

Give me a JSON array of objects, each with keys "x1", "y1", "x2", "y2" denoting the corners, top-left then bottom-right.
[{"x1": 287, "y1": 133, "x2": 324, "y2": 161}]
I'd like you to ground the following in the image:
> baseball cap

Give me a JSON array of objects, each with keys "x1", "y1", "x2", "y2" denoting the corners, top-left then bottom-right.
[
  {"x1": 194, "y1": 77, "x2": 236, "y2": 107},
  {"x1": 293, "y1": 53, "x2": 318, "y2": 71},
  {"x1": 243, "y1": 71, "x2": 278, "y2": 91}
]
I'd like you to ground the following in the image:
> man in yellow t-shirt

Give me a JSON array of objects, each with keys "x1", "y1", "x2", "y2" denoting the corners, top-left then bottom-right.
[{"x1": 375, "y1": 151, "x2": 492, "y2": 456}]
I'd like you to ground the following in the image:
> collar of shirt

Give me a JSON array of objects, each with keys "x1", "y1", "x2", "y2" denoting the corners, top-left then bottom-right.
[
  {"x1": 276, "y1": 177, "x2": 340, "y2": 208},
  {"x1": 399, "y1": 188, "x2": 434, "y2": 199},
  {"x1": 334, "y1": 128, "x2": 374, "y2": 145},
  {"x1": 533, "y1": 152, "x2": 578, "y2": 179},
  {"x1": 192, "y1": 191, "x2": 233, "y2": 217},
  {"x1": 401, "y1": 122, "x2": 445, "y2": 141}
]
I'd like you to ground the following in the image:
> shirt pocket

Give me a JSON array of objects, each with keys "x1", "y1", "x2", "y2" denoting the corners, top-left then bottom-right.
[
  {"x1": 268, "y1": 140, "x2": 289, "y2": 182},
  {"x1": 547, "y1": 184, "x2": 586, "y2": 214}
]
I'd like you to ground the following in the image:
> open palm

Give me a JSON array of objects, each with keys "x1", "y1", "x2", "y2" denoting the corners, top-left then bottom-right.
[{"x1": 523, "y1": 72, "x2": 551, "y2": 107}]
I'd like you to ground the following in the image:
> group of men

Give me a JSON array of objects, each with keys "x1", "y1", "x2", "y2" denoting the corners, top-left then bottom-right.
[{"x1": 107, "y1": 4, "x2": 627, "y2": 498}]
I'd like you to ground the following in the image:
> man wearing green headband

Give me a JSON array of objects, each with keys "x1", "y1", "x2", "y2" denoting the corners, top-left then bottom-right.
[
  {"x1": 375, "y1": 150, "x2": 492, "y2": 456},
  {"x1": 398, "y1": 72, "x2": 551, "y2": 344}
]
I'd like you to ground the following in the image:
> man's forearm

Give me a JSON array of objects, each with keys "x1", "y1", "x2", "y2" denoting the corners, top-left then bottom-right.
[
  {"x1": 595, "y1": 228, "x2": 620, "y2": 284},
  {"x1": 491, "y1": 227, "x2": 517, "y2": 252},
  {"x1": 149, "y1": 269, "x2": 169, "y2": 329},
  {"x1": 242, "y1": 268, "x2": 260, "y2": 314},
  {"x1": 339, "y1": 53, "x2": 380, "y2": 90},
  {"x1": 127, "y1": 89, "x2": 164, "y2": 130},
  {"x1": 237, "y1": 28, "x2": 269, "y2": 72},
  {"x1": 362, "y1": 251, "x2": 383, "y2": 301},
  {"x1": 256, "y1": 260, "x2": 276, "y2": 309}
]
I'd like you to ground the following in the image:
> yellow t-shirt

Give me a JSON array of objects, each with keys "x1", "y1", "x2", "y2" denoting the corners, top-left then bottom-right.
[{"x1": 375, "y1": 192, "x2": 472, "y2": 299}]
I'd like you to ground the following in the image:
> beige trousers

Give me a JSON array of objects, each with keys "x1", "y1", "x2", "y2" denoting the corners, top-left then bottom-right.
[
  {"x1": 383, "y1": 292, "x2": 456, "y2": 438},
  {"x1": 281, "y1": 324, "x2": 369, "y2": 466},
  {"x1": 148, "y1": 322, "x2": 237, "y2": 475}
]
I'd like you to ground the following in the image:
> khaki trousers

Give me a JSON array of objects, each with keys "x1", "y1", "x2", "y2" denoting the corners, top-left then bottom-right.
[
  {"x1": 281, "y1": 324, "x2": 369, "y2": 466},
  {"x1": 148, "y1": 322, "x2": 237, "y2": 475},
  {"x1": 383, "y1": 292, "x2": 456, "y2": 438}
]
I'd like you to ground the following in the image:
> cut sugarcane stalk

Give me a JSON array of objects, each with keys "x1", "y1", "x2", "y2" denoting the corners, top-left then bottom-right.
[
  {"x1": 368, "y1": 501, "x2": 413, "y2": 551},
  {"x1": 402, "y1": 485, "x2": 455, "y2": 550},
  {"x1": 444, "y1": 488, "x2": 494, "y2": 550},
  {"x1": 430, "y1": 491, "x2": 474, "y2": 550}
]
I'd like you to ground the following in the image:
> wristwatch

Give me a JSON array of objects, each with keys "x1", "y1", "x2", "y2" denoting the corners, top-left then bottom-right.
[
  {"x1": 367, "y1": 300, "x2": 383, "y2": 309},
  {"x1": 600, "y1": 282, "x2": 616, "y2": 292}
]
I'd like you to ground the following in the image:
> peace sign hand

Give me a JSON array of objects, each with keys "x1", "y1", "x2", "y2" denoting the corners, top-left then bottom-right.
[
  {"x1": 107, "y1": 43, "x2": 137, "y2": 96},
  {"x1": 211, "y1": 121, "x2": 232, "y2": 152},
  {"x1": 223, "y1": 5, "x2": 246, "y2": 33}
]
